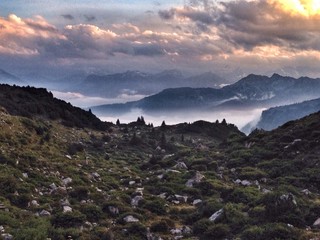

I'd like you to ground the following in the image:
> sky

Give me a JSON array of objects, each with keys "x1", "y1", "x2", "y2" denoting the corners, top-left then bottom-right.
[{"x1": 1, "y1": 0, "x2": 320, "y2": 80}]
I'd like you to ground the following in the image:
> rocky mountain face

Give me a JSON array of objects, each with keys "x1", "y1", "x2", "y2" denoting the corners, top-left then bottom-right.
[
  {"x1": 255, "y1": 98, "x2": 320, "y2": 131},
  {"x1": 1, "y1": 85, "x2": 320, "y2": 239},
  {"x1": 91, "y1": 73, "x2": 320, "y2": 115},
  {"x1": 71, "y1": 70, "x2": 226, "y2": 98}
]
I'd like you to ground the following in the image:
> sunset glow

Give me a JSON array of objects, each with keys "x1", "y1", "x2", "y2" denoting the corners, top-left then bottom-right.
[{"x1": 270, "y1": 0, "x2": 320, "y2": 16}]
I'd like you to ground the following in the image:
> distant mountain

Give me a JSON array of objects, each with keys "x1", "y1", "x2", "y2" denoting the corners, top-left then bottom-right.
[
  {"x1": 255, "y1": 98, "x2": 320, "y2": 131},
  {"x1": 91, "y1": 74, "x2": 320, "y2": 115},
  {"x1": 0, "y1": 69, "x2": 24, "y2": 85},
  {"x1": 70, "y1": 70, "x2": 226, "y2": 97}
]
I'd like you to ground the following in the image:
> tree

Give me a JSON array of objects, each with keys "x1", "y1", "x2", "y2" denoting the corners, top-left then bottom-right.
[
  {"x1": 161, "y1": 120, "x2": 166, "y2": 127},
  {"x1": 116, "y1": 119, "x2": 120, "y2": 125}
]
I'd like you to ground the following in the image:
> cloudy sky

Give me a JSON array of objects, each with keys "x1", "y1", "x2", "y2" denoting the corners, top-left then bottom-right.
[{"x1": 1, "y1": 0, "x2": 320, "y2": 80}]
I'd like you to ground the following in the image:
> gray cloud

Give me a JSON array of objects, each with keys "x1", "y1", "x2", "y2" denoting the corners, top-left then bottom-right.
[
  {"x1": 158, "y1": 9, "x2": 175, "y2": 19},
  {"x1": 84, "y1": 15, "x2": 96, "y2": 22},
  {"x1": 61, "y1": 14, "x2": 74, "y2": 20}
]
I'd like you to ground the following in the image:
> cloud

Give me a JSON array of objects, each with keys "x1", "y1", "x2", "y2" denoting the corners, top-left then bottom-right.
[
  {"x1": 61, "y1": 14, "x2": 74, "y2": 20},
  {"x1": 84, "y1": 15, "x2": 96, "y2": 22}
]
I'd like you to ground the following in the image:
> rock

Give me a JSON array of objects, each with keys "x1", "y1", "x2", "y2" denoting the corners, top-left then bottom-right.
[
  {"x1": 131, "y1": 195, "x2": 143, "y2": 207},
  {"x1": 158, "y1": 193, "x2": 167, "y2": 199},
  {"x1": 108, "y1": 206, "x2": 119, "y2": 215},
  {"x1": 83, "y1": 221, "x2": 93, "y2": 230},
  {"x1": 135, "y1": 187, "x2": 144, "y2": 196},
  {"x1": 123, "y1": 215, "x2": 139, "y2": 223},
  {"x1": 60, "y1": 198, "x2": 70, "y2": 206},
  {"x1": 62, "y1": 177, "x2": 73, "y2": 186},
  {"x1": 313, "y1": 218, "x2": 320, "y2": 228},
  {"x1": 49, "y1": 183, "x2": 57, "y2": 190},
  {"x1": 0, "y1": 226, "x2": 4, "y2": 233},
  {"x1": 182, "y1": 226, "x2": 192, "y2": 235},
  {"x1": 39, "y1": 210, "x2": 51, "y2": 217},
  {"x1": 157, "y1": 174, "x2": 164, "y2": 179},
  {"x1": 129, "y1": 181, "x2": 136, "y2": 186},
  {"x1": 91, "y1": 172, "x2": 100, "y2": 178},
  {"x1": 1, "y1": 233, "x2": 13, "y2": 240},
  {"x1": 301, "y1": 189, "x2": 311, "y2": 195},
  {"x1": 65, "y1": 155, "x2": 72, "y2": 160},
  {"x1": 192, "y1": 199, "x2": 202, "y2": 206},
  {"x1": 185, "y1": 171, "x2": 205, "y2": 187},
  {"x1": 173, "y1": 162, "x2": 188, "y2": 170},
  {"x1": 241, "y1": 180, "x2": 252, "y2": 186},
  {"x1": 63, "y1": 206, "x2": 72, "y2": 213},
  {"x1": 174, "y1": 195, "x2": 188, "y2": 203},
  {"x1": 279, "y1": 193, "x2": 297, "y2": 206},
  {"x1": 170, "y1": 228, "x2": 182, "y2": 235},
  {"x1": 30, "y1": 200, "x2": 40, "y2": 207},
  {"x1": 22, "y1": 173, "x2": 28, "y2": 178},
  {"x1": 209, "y1": 208, "x2": 224, "y2": 222}
]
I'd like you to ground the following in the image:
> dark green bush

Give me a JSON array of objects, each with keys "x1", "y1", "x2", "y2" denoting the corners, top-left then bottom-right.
[
  {"x1": 204, "y1": 223, "x2": 230, "y2": 239},
  {"x1": 150, "y1": 220, "x2": 169, "y2": 233}
]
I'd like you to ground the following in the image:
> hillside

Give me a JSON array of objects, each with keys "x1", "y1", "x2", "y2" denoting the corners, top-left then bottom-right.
[
  {"x1": 0, "y1": 84, "x2": 109, "y2": 131},
  {"x1": 256, "y1": 98, "x2": 320, "y2": 130},
  {"x1": 0, "y1": 86, "x2": 320, "y2": 239}
]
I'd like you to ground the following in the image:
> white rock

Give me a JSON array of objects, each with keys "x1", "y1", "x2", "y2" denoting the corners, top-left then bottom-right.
[
  {"x1": 60, "y1": 199, "x2": 70, "y2": 206},
  {"x1": 62, "y1": 177, "x2": 73, "y2": 186},
  {"x1": 124, "y1": 215, "x2": 139, "y2": 223},
  {"x1": 65, "y1": 155, "x2": 72, "y2": 160},
  {"x1": 30, "y1": 200, "x2": 39, "y2": 207},
  {"x1": 108, "y1": 206, "x2": 119, "y2": 215},
  {"x1": 1, "y1": 233, "x2": 13, "y2": 240},
  {"x1": 209, "y1": 208, "x2": 224, "y2": 222},
  {"x1": 192, "y1": 199, "x2": 202, "y2": 206},
  {"x1": 173, "y1": 162, "x2": 188, "y2": 170},
  {"x1": 313, "y1": 218, "x2": 320, "y2": 228},
  {"x1": 131, "y1": 196, "x2": 143, "y2": 207},
  {"x1": 63, "y1": 206, "x2": 73, "y2": 213},
  {"x1": 39, "y1": 210, "x2": 51, "y2": 217},
  {"x1": 22, "y1": 173, "x2": 28, "y2": 178},
  {"x1": 129, "y1": 181, "x2": 136, "y2": 186},
  {"x1": 0, "y1": 226, "x2": 4, "y2": 233},
  {"x1": 174, "y1": 195, "x2": 188, "y2": 203},
  {"x1": 49, "y1": 183, "x2": 57, "y2": 190},
  {"x1": 301, "y1": 189, "x2": 311, "y2": 195}
]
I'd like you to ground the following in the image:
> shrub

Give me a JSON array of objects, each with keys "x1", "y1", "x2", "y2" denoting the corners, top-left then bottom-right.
[
  {"x1": 150, "y1": 220, "x2": 169, "y2": 233},
  {"x1": 241, "y1": 226, "x2": 264, "y2": 240},
  {"x1": 80, "y1": 204, "x2": 103, "y2": 221},
  {"x1": 192, "y1": 219, "x2": 213, "y2": 235},
  {"x1": 204, "y1": 223, "x2": 230, "y2": 239},
  {"x1": 142, "y1": 199, "x2": 166, "y2": 215},
  {"x1": 51, "y1": 211, "x2": 86, "y2": 228}
]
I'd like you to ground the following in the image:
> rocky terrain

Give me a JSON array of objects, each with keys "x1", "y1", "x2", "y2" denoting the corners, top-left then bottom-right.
[{"x1": 0, "y1": 84, "x2": 320, "y2": 239}]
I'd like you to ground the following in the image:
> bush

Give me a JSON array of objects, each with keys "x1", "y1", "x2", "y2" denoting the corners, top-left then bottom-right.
[
  {"x1": 51, "y1": 211, "x2": 86, "y2": 228},
  {"x1": 150, "y1": 220, "x2": 169, "y2": 233},
  {"x1": 204, "y1": 223, "x2": 230, "y2": 239},
  {"x1": 192, "y1": 219, "x2": 213, "y2": 235},
  {"x1": 241, "y1": 226, "x2": 264, "y2": 240},
  {"x1": 142, "y1": 199, "x2": 167, "y2": 215},
  {"x1": 80, "y1": 204, "x2": 103, "y2": 221}
]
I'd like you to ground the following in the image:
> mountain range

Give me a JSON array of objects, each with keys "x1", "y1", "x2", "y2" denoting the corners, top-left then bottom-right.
[
  {"x1": 70, "y1": 70, "x2": 226, "y2": 98},
  {"x1": 91, "y1": 73, "x2": 320, "y2": 115}
]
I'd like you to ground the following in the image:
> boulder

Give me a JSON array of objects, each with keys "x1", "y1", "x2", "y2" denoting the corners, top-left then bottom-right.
[
  {"x1": 30, "y1": 200, "x2": 40, "y2": 207},
  {"x1": 192, "y1": 199, "x2": 202, "y2": 206},
  {"x1": 174, "y1": 195, "x2": 188, "y2": 203},
  {"x1": 62, "y1": 177, "x2": 73, "y2": 186},
  {"x1": 123, "y1": 215, "x2": 139, "y2": 223},
  {"x1": 131, "y1": 195, "x2": 143, "y2": 207},
  {"x1": 0, "y1": 226, "x2": 4, "y2": 233},
  {"x1": 1, "y1": 233, "x2": 13, "y2": 240},
  {"x1": 313, "y1": 218, "x2": 320, "y2": 228},
  {"x1": 60, "y1": 198, "x2": 71, "y2": 206},
  {"x1": 185, "y1": 171, "x2": 205, "y2": 187},
  {"x1": 173, "y1": 162, "x2": 188, "y2": 170},
  {"x1": 209, "y1": 208, "x2": 224, "y2": 222},
  {"x1": 63, "y1": 206, "x2": 72, "y2": 213},
  {"x1": 108, "y1": 206, "x2": 119, "y2": 215},
  {"x1": 39, "y1": 210, "x2": 51, "y2": 217}
]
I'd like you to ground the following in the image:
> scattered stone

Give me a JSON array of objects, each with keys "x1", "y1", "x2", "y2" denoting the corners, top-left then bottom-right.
[
  {"x1": 182, "y1": 226, "x2": 192, "y2": 235},
  {"x1": 313, "y1": 218, "x2": 320, "y2": 228},
  {"x1": 30, "y1": 200, "x2": 40, "y2": 207},
  {"x1": 123, "y1": 215, "x2": 139, "y2": 223},
  {"x1": 158, "y1": 193, "x2": 167, "y2": 199},
  {"x1": 60, "y1": 198, "x2": 70, "y2": 206},
  {"x1": 174, "y1": 194, "x2": 188, "y2": 203},
  {"x1": 131, "y1": 195, "x2": 143, "y2": 207},
  {"x1": 22, "y1": 173, "x2": 28, "y2": 178},
  {"x1": 1, "y1": 233, "x2": 13, "y2": 240},
  {"x1": 301, "y1": 189, "x2": 311, "y2": 195},
  {"x1": 157, "y1": 174, "x2": 164, "y2": 179},
  {"x1": 129, "y1": 181, "x2": 136, "y2": 186},
  {"x1": 0, "y1": 226, "x2": 4, "y2": 233},
  {"x1": 91, "y1": 172, "x2": 100, "y2": 178},
  {"x1": 49, "y1": 183, "x2": 57, "y2": 190},
  {"x1": 63, "y1": 206, "x2": 73, "y2": 213},
  {"x1": 65, "y1": 155, "x2": 72, "y2": 160},
  {"x1": 170, "y1": 228, "x2": 182, "y2": 235},
  {"x1": 39, "y1": 210, "x2": 51, "y2": 217},
  {"x1": 209, "y1": 208, "x2": 224, "y2": 222},
  {"x1": 135, "y1": 187, "x2": 144, "y2": 196},
  {"x1": 186, "y1": 171, "x2": 205, "y2": 187},
  {"x1": 173, "y1": 162, "x2": 188, "y2": 170},
  {"x1": 83, "y1": 221, "x2": 93, "y2": 230},
  {"x1": 192, "y1": 199, "x2": 202, "y2": 206},
  {"x1": 279, "y1": 193, "x2": 297, "y2": 206},
  {"x1": 62, "y1": 177, "x2": 73, "y2": 186},
  {"x1": 108, "y1": 206, "x2": 119, "y2": 215}
]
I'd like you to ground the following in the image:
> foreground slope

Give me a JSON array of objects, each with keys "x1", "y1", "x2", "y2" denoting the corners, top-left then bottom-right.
[{"x1": 0, "y1": 85, "x2": 320, "y2": 239}]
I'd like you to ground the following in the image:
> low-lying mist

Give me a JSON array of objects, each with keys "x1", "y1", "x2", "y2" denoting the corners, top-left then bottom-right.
[{"x1": 97, "y1": 108, "x2": 265, "y2": 132}]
